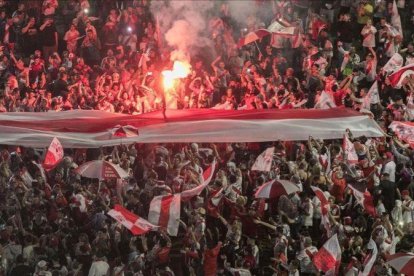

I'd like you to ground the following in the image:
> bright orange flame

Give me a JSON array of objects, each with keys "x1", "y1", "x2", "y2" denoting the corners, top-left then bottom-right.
[{"x1": 162, "y1": 60, "x2": 191, "y2": 90}]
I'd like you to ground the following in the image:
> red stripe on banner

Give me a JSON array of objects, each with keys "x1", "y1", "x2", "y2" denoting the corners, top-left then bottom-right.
[
  {"x1": 0, "y1": 108, "x2": 366, "y2": 134},
  {"x1": 158, "y1": 195, "x2": 174, "y2": 229}
]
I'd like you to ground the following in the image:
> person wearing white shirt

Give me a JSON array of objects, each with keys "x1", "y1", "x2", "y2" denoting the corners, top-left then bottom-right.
[
  {"x1": 88, "y1": 253, "x2": 109, "y2": 276},
  {"x1": 361, "y1": 20, "x2": 377, "y2": 48},
  {"x1": 382, "y1": 152, "x2": 396, "y2": 182}
]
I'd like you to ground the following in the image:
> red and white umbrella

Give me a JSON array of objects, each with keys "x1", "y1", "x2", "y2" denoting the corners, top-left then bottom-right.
[
  {"x1": 74, "y1": 160, "x2": 129, "y2": 180},
  {"x1": 110, "y1": 125, "x2": 139, "y2": 138},
  {"x1": 255, "y1": 179, "x2": 300, "y2": 199},
  {"x1": 386, "y1": 253, "x2": 414, "y2": 275},
  {"x1": 237, "y1": 29, "x2": 270, "y2": 48}
]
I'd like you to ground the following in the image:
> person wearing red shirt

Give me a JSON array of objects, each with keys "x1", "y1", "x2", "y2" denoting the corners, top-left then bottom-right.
[{"x1": 203, "y1": 241, "x2": 222, "y2": 276}]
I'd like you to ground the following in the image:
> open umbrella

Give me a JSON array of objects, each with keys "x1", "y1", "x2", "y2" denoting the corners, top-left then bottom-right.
[
  {"x1": 74, "y1": 160, "x2": 129, "y2": 180},
  {"x1": 110, "y1": 125, "x2": 139, "y2": 138},
  {"x1": 386, "y1": 253, "x2": 414, "y2": 275},
  {"x1": 255, "y1": 179, "x2": 300, "y2": 199},
  {"x1": 237, "y1": 29, "x2": 270, "y2": 48}
]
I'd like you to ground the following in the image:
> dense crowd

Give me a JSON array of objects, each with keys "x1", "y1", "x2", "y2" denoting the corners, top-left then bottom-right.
[{"x1": 1, "y1": 0, "x2": 414, "y2": 275}]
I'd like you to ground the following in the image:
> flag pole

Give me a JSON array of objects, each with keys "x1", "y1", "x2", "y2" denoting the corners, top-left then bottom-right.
[{"x1": 254, "y1": 41, "x2": 263, "y2": 56}]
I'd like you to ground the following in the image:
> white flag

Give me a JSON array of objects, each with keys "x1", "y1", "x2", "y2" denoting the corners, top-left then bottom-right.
[
  {"x1": 362, "y1": 81, "x2": 380, "y2": 111},
  {"x1": 359, "y1": 239, "x2": 378, "y2": 276},
  {"x1": 251, "y1": 147, "x2": 275, "y2": 171},
  {"x1": 383, "y1": 53, "x2": 404, "y2": 73},
  {"x1": 391, "y1": 0, "x2": 403, "y2": 38},
  {"x1": 343, "y1": 134, "x2": 358, "y2": 164},
  {"x1": 315, "y1": 91, "x2": 336, "y2": 109}
]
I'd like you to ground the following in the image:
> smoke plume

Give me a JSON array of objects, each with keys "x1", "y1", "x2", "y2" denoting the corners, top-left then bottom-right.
[{"x1": 150, "y1": 0, "x2": 215, "y2": 62}]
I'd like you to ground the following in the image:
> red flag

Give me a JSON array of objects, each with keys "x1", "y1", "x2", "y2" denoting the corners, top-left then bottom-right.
[
  {"x1": 108, "y1": 205, "x2": 158, "y2": 235},
  {"x1": 311, "y1": 18, "x2": 327, "y2": 40},
  {"x1": 148, "y1": 194, "x2": 181, "y2": 236},
  {"x1": 313, "y1": 234, "x2": 341, "y2": 273},
  {"x1": 251, "y1": 147, "x2": 274, "y2": 171},
  {"x1": 43, "y1": 137, "x2": 63, "y2": 171},
  {"x1": 343, "y1": 134, "x2": 358, "y2": 164},
  {"x1": 181, "y1": 159, "x2": 216, "y2": 201},
  {"x1": 388, "y1": 63, "x2": 414, "y2": 88},
  {"x1": 348, "y1": 184, "x2": 377, "y2": 217}
]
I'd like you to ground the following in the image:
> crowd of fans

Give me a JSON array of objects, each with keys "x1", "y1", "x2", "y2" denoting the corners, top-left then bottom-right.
[{"x1": 1, "y1": 0, "x2": 414, "y2": 275}]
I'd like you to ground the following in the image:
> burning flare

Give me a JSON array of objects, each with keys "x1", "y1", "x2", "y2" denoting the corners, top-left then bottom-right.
[{"x1": 162, "y1": 60, "x2": 191, "y2": 90}]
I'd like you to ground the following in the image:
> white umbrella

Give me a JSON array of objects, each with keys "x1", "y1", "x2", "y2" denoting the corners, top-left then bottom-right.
[{"x1": 74, "y1": 160, "x2": 128, "y2": 180}]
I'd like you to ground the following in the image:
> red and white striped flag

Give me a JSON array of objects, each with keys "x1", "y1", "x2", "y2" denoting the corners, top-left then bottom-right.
[
  {"x1": 348, "y1": 184, "x2": 377, "y2": 217},
  {"x1": 43, "y1": 137, "x2": 64, "y2": 171},
  {"x1": 181, "y1": 159, "x2": 216, "y2": 201},
  {"x1": 148, "y1": 194, "x2": 181, "y2": 236},
  {"x1": 360, "y1": 238, "x2": 378, "y2": 276},
  {"x1": 108, "y1": 204, "x2": 158, "y2": 235},
  {"x1": 311, "y1": 186, "x2": 331, "y2": 235},
  {"x1": 251, "y1": 147, "x2": 274, "y2": 171},
  {"x1": 388, "y1": 63, "x2": 414, "y2": 88},
  {"x1": 313, "y1": 234, "x2": 341, "y2": 273},
  {"x1": 343, "y1": 134, "x2": 358, "y2": 164}
]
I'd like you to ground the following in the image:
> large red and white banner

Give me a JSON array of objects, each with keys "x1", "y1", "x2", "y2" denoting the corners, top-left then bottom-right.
[{"x1": 0, "y1": 108, "x2": 383, "y2": 148}]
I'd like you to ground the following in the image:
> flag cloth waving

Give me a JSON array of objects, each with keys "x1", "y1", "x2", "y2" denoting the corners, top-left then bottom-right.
[
  {"x1": 388, "y1": 63, "x2": 414, "y2": 88},
  {"x1": 360, "y1": 238, "x2": 378, "y2": 276},
  {"x1": 181, "y1": 159, "x2": 216, "y2": 201},
  {"x1": 251, "y1": 147, "x2": 274, "y2": 171},
  {"x1": 343, "y1": 133, "x2": 358, "y2": 164},
  {"x1": 361, "y1": 81, "x2": 380, "y2": 112},
  {"x1": 311, "y1": 186, "x2": 331, "y2": 236},
  {"x1": 43, "y1": 137, "x2": 64, "y2": 171},
  {"x1": 313, "y1": 234, "x2": 341, "y2": 273},
  {"x1": 348, "y1": 184, "x2": 377, "y2": 217},
  {"x1": 108, "y1": 205, "x2": 158, "y2": 235},
  {"x1": 148, "y1": 194, "x2": 181, "y2": 236}
]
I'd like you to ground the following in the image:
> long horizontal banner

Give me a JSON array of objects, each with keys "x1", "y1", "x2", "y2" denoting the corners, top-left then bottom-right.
[{"x1": 0, "y1": 108, "x2": 383, "y2": 148}]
